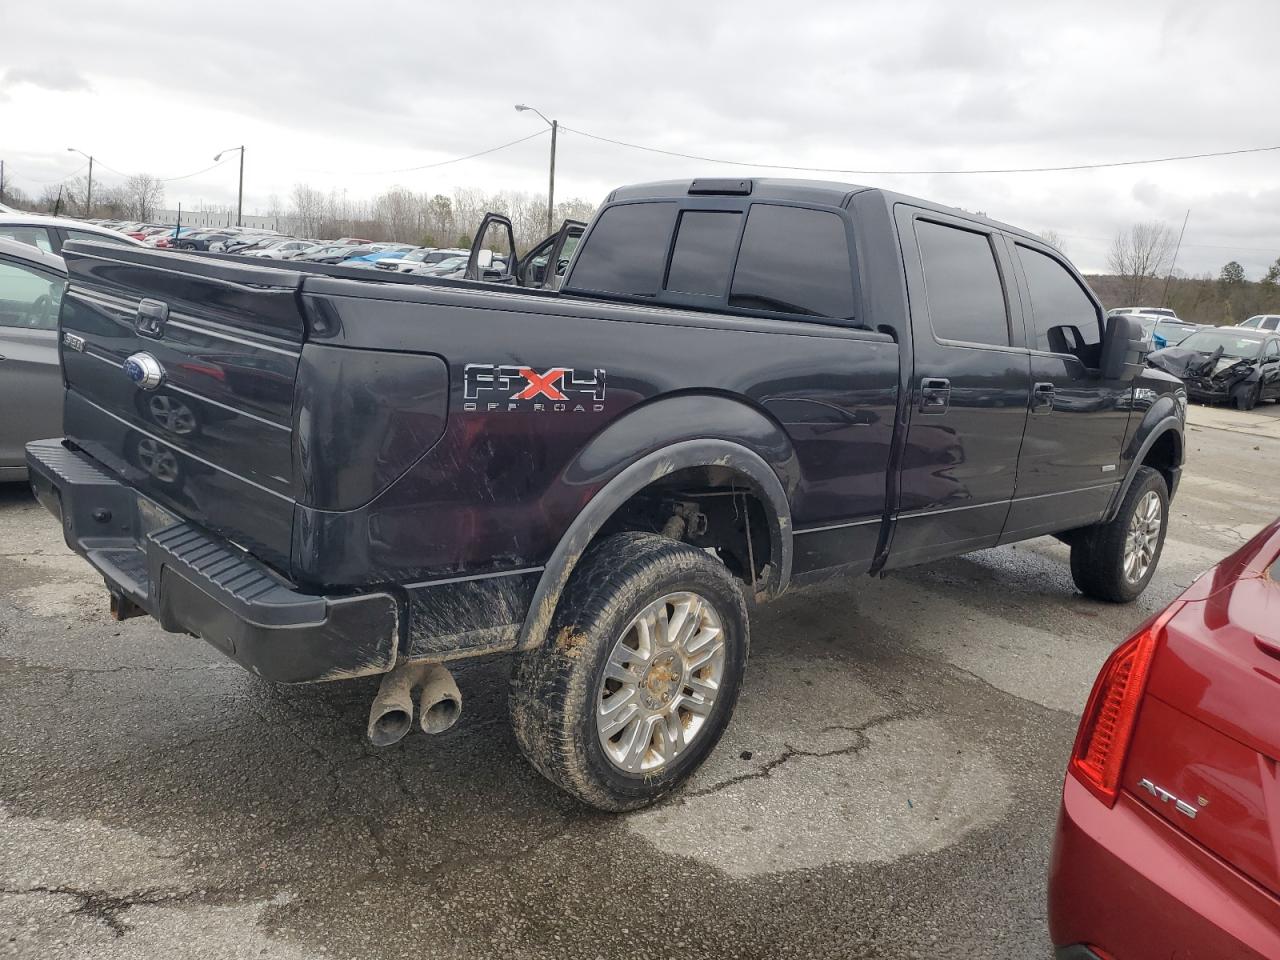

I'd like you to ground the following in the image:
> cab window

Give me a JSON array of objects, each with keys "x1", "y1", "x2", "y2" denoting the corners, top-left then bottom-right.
[
  {"x1": 1017, "y1": 244, "x2": 1103, "y2": 366},
  {"x1": 915, "y1": 219, "x2": 1009, "y2": 347}
]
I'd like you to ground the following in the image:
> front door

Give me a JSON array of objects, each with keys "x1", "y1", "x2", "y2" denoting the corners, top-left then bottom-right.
[
  {"x1": 889, "y1": 207, "x2": 1031, "y2": 568},
  {"x1": 0, "y1": 256, "x2": 64, "y2": 472},
  {"x1": 1261, "y1": 339, "x2": 1280, "y2": 400},
  {"x1": 1002, "y1": 240, "x2": 1130, "y2": 539}
]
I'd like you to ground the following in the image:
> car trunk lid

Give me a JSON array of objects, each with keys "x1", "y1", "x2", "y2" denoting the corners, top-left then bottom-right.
[{"x1": 1132, "y1": 526, "x2": 1280, "y2": 898}]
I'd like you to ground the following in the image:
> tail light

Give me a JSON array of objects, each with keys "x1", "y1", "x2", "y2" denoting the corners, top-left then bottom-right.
[{"x1": 1068, "y1": 601, "x2": 1184, "y2": 806}]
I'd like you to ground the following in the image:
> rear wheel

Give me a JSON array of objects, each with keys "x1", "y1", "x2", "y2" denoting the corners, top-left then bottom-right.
[
  {"x1": 1069, "y1": 466, "x2": 1168, "y2": 603},
  {"x1": 509, "y1": 532, "x2": 749, "y2": 811}
]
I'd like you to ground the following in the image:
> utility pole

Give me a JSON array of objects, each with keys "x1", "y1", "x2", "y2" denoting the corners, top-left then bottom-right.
[
  {"x1": 515, "y1": 104, "x2": 558, "y2": 235},
  {"x1": 1161, "y1": 209, "x2": 1191, "y2": 307},
  {"x1": 67, "y1": 148, "x2": 94, "y2": 216},
  {"x1": 0, "y1": 159, "x2": 5, "y2": 204},
  {"x1": 214, "y1": 146, "x2": 245, "y2": 226}
]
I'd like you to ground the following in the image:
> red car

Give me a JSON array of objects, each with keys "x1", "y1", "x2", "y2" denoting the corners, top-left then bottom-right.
[{"x1": 1049, "y1": 518, "x2": 1280, "y2": 959}]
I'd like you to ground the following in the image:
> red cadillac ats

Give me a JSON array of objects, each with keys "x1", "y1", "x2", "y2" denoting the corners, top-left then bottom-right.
[{"x1": 1049, "y1": 518, "x2": 1280, "y2": 960}]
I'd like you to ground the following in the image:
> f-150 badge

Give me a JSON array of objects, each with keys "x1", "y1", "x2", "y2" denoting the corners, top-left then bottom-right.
[{"x1": 463, "y1": 364, "x2": 606, "y2": 413}]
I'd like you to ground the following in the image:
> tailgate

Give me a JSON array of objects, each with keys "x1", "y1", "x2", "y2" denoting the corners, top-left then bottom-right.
[{"x1": 58, "y1": 241, "x2": 307, "y2": 572}]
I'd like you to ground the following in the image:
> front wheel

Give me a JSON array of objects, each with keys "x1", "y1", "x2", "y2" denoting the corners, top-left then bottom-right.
[
  {"x1": 1233, "y1": 382, "x2": 1261, "y2": 411},
  {"x1": 1069, "y1": 466, "x2": 1169, "y2": 603},
  {"x1": 509, "y1": 532, "x2": 749, "y2": 811}
]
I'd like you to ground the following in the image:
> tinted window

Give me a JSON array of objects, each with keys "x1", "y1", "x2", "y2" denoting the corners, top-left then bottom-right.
[
  {"x1": 1265, "y1": 317, "x2": 1280, "y2": 331},
  {"x1": 915, "y1": 220, "x2": 1008, "y2": 346},
  {"x1": 1018, "y1": 245, "x2": 1102, "y2": 362},
  {"x1": 0, "y1": 225, "x2": 54, "y2": 254},
  {"x1": 729, "y1": 205, "x2": 855, "y2": 320},
  {"x1": 0, "y1": 259, "x2": 66, "y2": 330},
  {"x1": 1265, "y1": 340, "x2": 1280, "y2": 359},
  {"x1": 64, "y1": 229, "x2": 134, "y2": 247},
  {"x1": 665, "y1": 210, "x2": 742, "y2": 297},
  {"x1": 569, "y1": 202, "x2": 675, "y2": 296}
]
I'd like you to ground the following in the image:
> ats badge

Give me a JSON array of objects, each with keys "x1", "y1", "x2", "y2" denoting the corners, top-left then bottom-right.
[{"x1": 464, "y1": 363, "x2": 606, "y2": 413}]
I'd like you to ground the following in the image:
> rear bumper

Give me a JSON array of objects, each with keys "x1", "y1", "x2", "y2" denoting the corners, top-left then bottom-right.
[
  {"x1": 1048, "y1": 775, "x2": 1280, "y2": 959},
  {"x1": 25, "y1": 439, "x2": 399, "y2": 684}
]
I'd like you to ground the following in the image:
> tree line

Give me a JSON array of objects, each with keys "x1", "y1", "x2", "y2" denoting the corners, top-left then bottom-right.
[
  {"x1": 276, "y1": 183, "x2": 597, "y2": 251},
  {"x1": 1101, "y1": 221, "x2": 1280, "y2": 325},
  {"x1": 1, "y1": 173, "x2": 166, "y2": 222},
  {"x1": 3, "y1": 174, "x2": 598, "y2": 253}
]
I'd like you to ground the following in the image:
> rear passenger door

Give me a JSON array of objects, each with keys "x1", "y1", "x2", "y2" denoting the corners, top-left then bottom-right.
[
  {"x1": 890, "y1": 208, "x2": 1031, "y2": 567},
  {"x1": 1003, "y1": 240, "x2": 1129, "y2": 538}
]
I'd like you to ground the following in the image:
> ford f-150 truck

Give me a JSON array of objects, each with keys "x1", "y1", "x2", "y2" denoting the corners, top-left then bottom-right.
[{"x1": 26, "y1": 177, "x2": 1184, "y2": 810}]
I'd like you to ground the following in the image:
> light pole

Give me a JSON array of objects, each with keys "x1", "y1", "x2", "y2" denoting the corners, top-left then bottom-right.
[
  {"x1": 66, "y1": 147, "x2": 93, "y2": 216},
  {"x1": 515, "y1": 104, "x2": 557, "y2": 235},
  {"x1": 213, "y1": 146, "x2": 245, "y2": 227}
]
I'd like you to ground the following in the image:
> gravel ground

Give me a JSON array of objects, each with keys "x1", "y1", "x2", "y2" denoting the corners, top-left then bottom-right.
[{"x1": 2, "y1": 401, "x2": 1277, "y2": 960}]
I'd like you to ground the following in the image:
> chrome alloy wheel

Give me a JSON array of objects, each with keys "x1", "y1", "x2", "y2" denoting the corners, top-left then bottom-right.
[
  {"x1": 596, "y1": 592, "x2": 726, "y2": 774},
  {"x1": 1123, "y1": 490, "x2": 1162, "y2": 583}
]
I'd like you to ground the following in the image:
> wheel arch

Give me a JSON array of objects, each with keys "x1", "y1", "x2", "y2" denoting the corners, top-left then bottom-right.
[
  {"x1": 1107, "y1": 416, "x2": 1183, "y2": 521},
  {"x1": 519, "y1": 437, "x2": 794, "y2": 649}
]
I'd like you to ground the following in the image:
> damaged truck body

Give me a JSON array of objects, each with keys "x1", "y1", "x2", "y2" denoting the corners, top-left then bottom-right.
[{"x1": 28, "y1": 178, "x2": 1185, "y2": 810}]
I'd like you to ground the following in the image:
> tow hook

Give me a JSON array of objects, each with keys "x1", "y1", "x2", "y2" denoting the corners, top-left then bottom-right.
[{"x1": 109, "y1": 592, "x2": 145, "y2": 621}]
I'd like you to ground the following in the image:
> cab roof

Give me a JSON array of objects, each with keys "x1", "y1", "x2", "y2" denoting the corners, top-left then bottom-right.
[{"x1": 605, "y1": 178, "x2": 1046, "y2": 246}]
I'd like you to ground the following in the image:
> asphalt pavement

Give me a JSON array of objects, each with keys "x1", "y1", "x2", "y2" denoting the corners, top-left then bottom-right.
[{"x1": 2, "y1": 400, "x2": 1277, "y2": 960}]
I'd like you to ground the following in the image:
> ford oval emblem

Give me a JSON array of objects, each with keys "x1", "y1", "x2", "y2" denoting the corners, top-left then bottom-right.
[{"x1": 124, "y1": 352, "x2": 165, "y2": 390}]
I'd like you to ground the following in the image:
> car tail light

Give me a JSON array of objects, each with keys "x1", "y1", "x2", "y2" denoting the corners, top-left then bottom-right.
[{"x1": 1068, "y1": 601, "x2": 1184, "y2": 806}]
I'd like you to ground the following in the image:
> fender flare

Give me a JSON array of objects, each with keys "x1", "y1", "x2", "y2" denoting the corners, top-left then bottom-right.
[
  {"x1": 517, "y1": 438, "x2": 793, "y2": 649},
  {"x1": 1106, "y1": 417, "x2": 1183, "y2": 521}
]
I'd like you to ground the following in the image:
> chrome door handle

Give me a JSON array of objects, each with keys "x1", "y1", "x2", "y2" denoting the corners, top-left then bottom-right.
[
  {"x1": 919, "y1": 377, "x2": 951, "y2": 414},
  {"x1": 1031, "y1": 382, "x2": 1055, "y2": 414}
]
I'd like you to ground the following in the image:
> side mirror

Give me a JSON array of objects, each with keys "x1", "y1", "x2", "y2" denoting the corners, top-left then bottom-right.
[{"x1": 1099, "y1": 314, "x2": 1152, "y2": 381}]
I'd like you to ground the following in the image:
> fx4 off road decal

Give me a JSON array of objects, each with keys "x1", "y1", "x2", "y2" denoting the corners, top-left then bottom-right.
[{"x1": 463, "y1": 364, "x2": 607, "y2": 413}]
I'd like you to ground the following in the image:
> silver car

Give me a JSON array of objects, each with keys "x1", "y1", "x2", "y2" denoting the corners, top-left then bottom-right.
[{"x1": 0, "y1": 239, "x2": 65, "y2": 481}]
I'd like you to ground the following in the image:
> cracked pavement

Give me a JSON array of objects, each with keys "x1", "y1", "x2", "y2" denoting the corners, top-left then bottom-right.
[{"x1": 2, "y1": 402, "x2": 1278, "y2": 959}]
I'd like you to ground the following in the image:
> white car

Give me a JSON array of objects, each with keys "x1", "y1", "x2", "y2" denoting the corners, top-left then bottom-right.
[
  {"x1": 1236, "y1": 315, "x2": 1280, "y2": 332},
  {"x1": 242, "y1": 239, "x2": 317, "y2": 260},
  {"x1": 0, "y1": 213, "x2": 143, "y2": 255}
]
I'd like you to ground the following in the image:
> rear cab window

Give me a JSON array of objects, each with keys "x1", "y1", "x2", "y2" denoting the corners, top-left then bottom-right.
[{"x1": 566, "y1": 198, "x2": 859, "y2": 324}]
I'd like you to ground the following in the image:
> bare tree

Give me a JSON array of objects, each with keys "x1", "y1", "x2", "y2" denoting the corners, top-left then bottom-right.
[
  {"x1": 290, "y1": 183, "x2": 327, "y2": 237},
  {"x1": 120, "y1": 174, "x2": 165, "y2": 221},
  {"x1": 1037, "y1": 229, "x2": 1067, "y2": 253},
  {"x1": 1107, "y1": 222, "x2": 1175, "y2": 304}
]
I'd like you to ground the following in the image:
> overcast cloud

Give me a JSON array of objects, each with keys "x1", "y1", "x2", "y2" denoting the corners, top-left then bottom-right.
[{"x1": 3, "y1": 0, "x2": 1278, "y2": 274}]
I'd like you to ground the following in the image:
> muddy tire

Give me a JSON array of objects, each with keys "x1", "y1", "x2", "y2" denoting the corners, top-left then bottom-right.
[
  {"x1": 509, "y1": 532, "x2": 749, "y2": 811},
  {"x1": 1069, "y1": 466, "x2": 1169, "y2": 603},
  {"x1": 1233, "y1": 382, "x2": 1261, "y2": 411}
]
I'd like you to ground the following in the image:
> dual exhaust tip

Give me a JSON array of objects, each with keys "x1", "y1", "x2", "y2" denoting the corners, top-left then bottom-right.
[{"x1": 367, "y1": 661, "x2": 462, "y2": 747}]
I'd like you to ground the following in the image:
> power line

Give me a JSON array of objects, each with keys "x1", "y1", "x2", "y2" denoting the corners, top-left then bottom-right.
[
  {"x1": 307, "y1": 128, "x2": 550, "y2": 176},
  {"x1": 560, "y1": 126, "x2": 1280, "y2": 176},
  {"x1": 160, "y1": 157, "x2": 234, "y2": 182},
  {"x1": 7, "y1": 162, "x2": 89, "y2": 185}
]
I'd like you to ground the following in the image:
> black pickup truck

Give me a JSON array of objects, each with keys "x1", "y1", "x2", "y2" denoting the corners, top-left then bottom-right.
[{"x1": 27, "y1": 178, "x2": 1184, "y2": 810}]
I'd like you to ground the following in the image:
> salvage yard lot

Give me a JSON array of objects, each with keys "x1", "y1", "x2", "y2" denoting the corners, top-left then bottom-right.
[{"x1": 2, "y1": 401, "x2": 1277, "y2": 960}]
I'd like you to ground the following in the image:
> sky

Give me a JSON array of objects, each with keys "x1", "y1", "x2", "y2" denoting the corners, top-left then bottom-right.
[{"x1": 2, "y1": 0, "x2": 1278, "y2": 276}]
